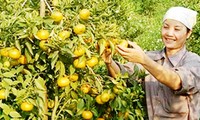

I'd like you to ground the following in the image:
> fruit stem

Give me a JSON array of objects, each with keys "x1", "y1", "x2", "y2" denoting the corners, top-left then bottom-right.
[
  {"x1": 51, "y1": 96, "x2": 59, "y2": 120},
  {"x1": 43, "y1": 0, "x2": 53, "y2": 13}
]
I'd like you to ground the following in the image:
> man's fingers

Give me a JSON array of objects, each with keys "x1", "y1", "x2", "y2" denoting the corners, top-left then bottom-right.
[
  {"x1": 128, "y1": 41, "x2": 137, "y2": 48},
  {"x1": 116, "y1": 46, "x2": 128, "y2": 56}
]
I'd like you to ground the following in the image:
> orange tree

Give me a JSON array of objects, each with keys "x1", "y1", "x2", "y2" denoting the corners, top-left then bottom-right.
[{"x1": 0, "y1": 0, "x2": 147, "y2": 119}]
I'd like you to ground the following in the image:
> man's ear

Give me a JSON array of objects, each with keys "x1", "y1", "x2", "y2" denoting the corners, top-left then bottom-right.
[{"x1": 187, "y1": 30, "x2": 192, "y2": 39}]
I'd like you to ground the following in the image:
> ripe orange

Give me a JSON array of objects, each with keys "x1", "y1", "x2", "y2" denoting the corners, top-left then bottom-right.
[
  {"x1": 8, "y1": 48, "x2": 21, "y2": 59},
  {"x1": 18, "y1": 55, "x2": 27, "y2": 64},
  {"x1": 58, "y1": 30, "x2": 71, "y2": 40},
  {"x1": 69, "y1": 73, "x2": 79, "y2": 82},
  {"x1": 20, "y1": 102, "x2": 34, "y2": 112},
  {"x1": 84, "y1": 37, "x2": 92, "y2": 43},
  {"x1": 113, "y1": 84, "x2": 124, "y2": 94},
  {"x1": 82, "y1": 110, "x2": 93, "y2": 120},
  {"x1": 36, "y1": 29, "x2": 50, "y2": 40},
  {"x1": 73, "y1": 46, "x2": 86, "y2": 57},
  {"x1": 124, "y1": 111, "x2": 129, "y2": 119},
  {"x1": 119, "y1": 40, "x2": 128, "y2": 48},
  {"x1": 39, "y1": 40, "x2": 48, "y2": 51},
  {"x1": 73, "y1": 58, "x2": 86, "y2": 69},
  {"x1": 57, "y1": 76, "x2": 70, "y2": 87},
  {"x1": 100, "y1": 92, "x2": 110, "y2": 103},
  {"x1": 51, "y1": 11, "x2": 63, "y2": 22},
  {"x1": 86, "y1": 56, "x2": 98, "y2": 67},
  {"x1": 95, "y1": 95, "x2": 104, "y2": 104},
  {"x1": 48, "y1": 99, "x2": 55, "y2": 109},
  {"x1": 79, "y1": 9, "x2": 90, "y2": 20},
  {"x1": 0, "y1": 48, "x2": 10, "y2": 57},
  {"x1": 81, "y1": 84, "x2": 91, "y2": 94},
  {"x1": 0, "y1": 89, "x2": 6, "y2": 99},
  {"x1": 73, "y1": 24, "x2": 86, "y2": 34}
]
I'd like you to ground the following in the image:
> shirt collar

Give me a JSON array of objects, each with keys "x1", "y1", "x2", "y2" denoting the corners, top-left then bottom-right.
[
  {"x1": 168, "y1": 46, "x2": 187, "y2": 67},
  {"x1": 152, "y1": 46, "x2": 187, "y2": 67}
]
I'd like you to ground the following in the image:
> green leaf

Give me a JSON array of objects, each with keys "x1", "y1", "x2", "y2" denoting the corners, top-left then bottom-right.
[
  {"x1": 70, "y1": 91, "x2": 78, "y2": 99},
  {"x1": 77, "y1": 99, "x2": 84, "y2": 111},
  {"x1": 35, "y1": 50, "x2": 42, "y2": 61},
  {"x1": 69, "y1": 65, "x2": 75, "y2": 75},
  {"x1": 85, "y1": 48, "x2": 91, "y2": 58},
  {"x1": 70, "y1": 81, "x2": 78, "y2": 90},
  {"x1": 9, "y1": 111, "x2": 21, "y2": 118},
  {"x1": 25, "y1": 48, "x2": 33, "y2": 63},
  {"x1": 15, "y1": 39, "x2": 21, "y2": 52},
  {"x1": 35, "y1": 64, "x2": 47, "y2": 72},
  {"x1": 66, "y1": 110, "x2": 74, "y2": 116},
  {"x1": 11, "y1": 88, "x2": 26, "y2": 98},
  {"x1": 55, "y1": 61, "x2": 65, "y2": 77},
  {"x1": 0, "y1": 103, "x2": 12, "y2": 115},
  {"x1": 2, "y1": 78, "x2": 14, "y2": 86},
  {"x1": 3, "y1": 72, "x2": 15, "y2": 78},
  {"x1": 34, "y1": 76, "x2": 46, "y2": 91},
  {"x1": 109, "y1": 40, "x2": 115, "y2": 56},
  {"x1": 49, "y1": 51, "x2": 59, "y2": 69},
  {"x1": 25, "y1": 41, "x2": 34, "y2": 56},
  {"x1": 99, "y1": 40, "x2": 106, "y2": 55}
]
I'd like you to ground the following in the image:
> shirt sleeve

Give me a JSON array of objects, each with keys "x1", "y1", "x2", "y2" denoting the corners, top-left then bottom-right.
[
  {"x1": 115, "y1": 61, "x2": 135, "y2": 75},
  {"x1": 173, "y1": 64, "x2": 200, "y2": 95}
]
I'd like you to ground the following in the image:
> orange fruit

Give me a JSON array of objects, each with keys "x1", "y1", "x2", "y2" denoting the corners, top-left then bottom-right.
[
  {"x1": 82, "y1": 110, "x2": 93, "y2": 120},
  {"x1": 8, "y1": 48, "x2": 21, "y2": 59},
  {"x1": 69, "y1": 73, "x2": 79, "y2": 82},
  {"x1": 113, "y1": 84, "x2": 124, "y2": 94},
  {"x1": 73, "y1": 58, "x2": 86, "y2": 69},
  {"x1": 39, "y1": 40, "x2": 49, "y2": 51},
  {"x1": 36, "y1": 29, "x2": 50, "y2": 40},
  {"x1": 73, "y1": 46, "x2": 86, "y2": 57},
  {"x1": 100, "y1": 92, "x2": 110, "y2": 103},
  {"x1": 86, "y1": 56, "x2": 98, "y2": 67},
  {"x1": 97, "y1": 118, "x2": 105, "y2": 120},
  {"x1": 119, "y1": 40, "x2": 128, "y2": 48},
  {"x1": 48, "y1": 99, "x2": 55, "y2": 109},
  {"x1": 18, "y1": 55, "x2": 27, "y2": 64},
  {"x1": 95, "y1": 95, "x2": 104, "y2": 104},
  {"x1": 51, "y1": 11, "x2": 63, "y2": 22},
  {"x1": 20, "y1": 102, "x2": 34, "y2": 112},
  {"x1": 84, "y1": 37, "x2": 92, "y2": 43},
  {"x1": 0, "y1": 48, "x2": 10, "y2": 57},
  {"x1": 0, "y1": 89, "x2": 6, "y2": 99},
  {"x1": 79, "y1": 9, "x2": 90, "y2": 20},
  {"x1": 73, "y1": 24, "x2": 86, "y2": 34},
  {"x1": 81, "y1": 84, "x2": 91, "y2": 94},
  {"x1": 57, "y1": 76, "x2": 70, "y2": 87},
  {"x1": 58, "y1": 30, "x2": 71, "y2": 40}
]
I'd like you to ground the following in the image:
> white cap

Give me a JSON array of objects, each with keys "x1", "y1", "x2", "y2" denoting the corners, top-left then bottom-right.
[{"x1": 163, "y1": 6, "x2": 198, "y2": 30}]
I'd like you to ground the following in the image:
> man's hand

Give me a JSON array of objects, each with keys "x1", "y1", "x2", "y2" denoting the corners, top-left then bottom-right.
[
  {"x1": 116, "y1": 41, "x2": 146, "y2": 64},
  {"x1": 101, "y1": 48, "x2": 112, "y2": 64}
]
